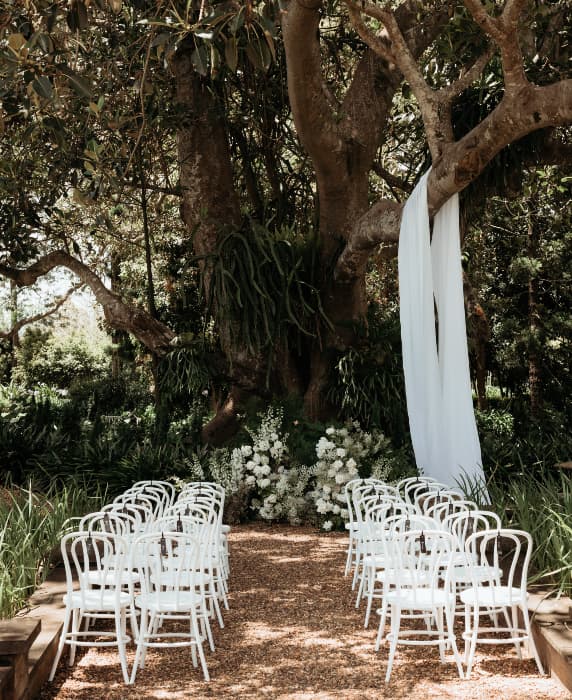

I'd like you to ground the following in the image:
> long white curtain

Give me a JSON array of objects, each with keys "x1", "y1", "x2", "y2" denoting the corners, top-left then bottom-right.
[{"x1": 398, "y1": 170, "x2": 486, "y2": 494}]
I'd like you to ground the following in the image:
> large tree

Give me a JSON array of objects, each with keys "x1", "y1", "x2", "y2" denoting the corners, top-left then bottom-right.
[{"x1": 1, "y1": 0, "x2": 571, "y2": 441}]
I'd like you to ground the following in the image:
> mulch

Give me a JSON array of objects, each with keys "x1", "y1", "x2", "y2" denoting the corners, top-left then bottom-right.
[{"x1": 41, "y1": 523, "x2": 570, "y2": 699}]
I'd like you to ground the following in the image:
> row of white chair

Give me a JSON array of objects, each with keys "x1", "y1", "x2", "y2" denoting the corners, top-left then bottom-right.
[
  {"x1": 342, "y1": 476, "x2": 545, "y2": 682},
  {"x1": 49, "y1": 480, "x2": 229, "y2": 685}
]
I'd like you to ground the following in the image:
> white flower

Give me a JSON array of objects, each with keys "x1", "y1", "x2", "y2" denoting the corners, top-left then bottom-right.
[
  {"x1": 322, "y1": 485, "x2": 331, "y2": 495},
  {"x1": 241, "y1": 445, "x2": 253, "y2": 456},
  {"x1": 333, "y1": 504, "x2": 341, "y2": 515},
  {"x1": 341, "y1": 508, "x2": 349, "y2": 518},
  {"x1": 245, "y1": 475, "x2": 256, "y2": 486},
  {"x1": 322, "y1": 520, "x2": 333, "y2": 531},
  {"x1": 332, "y1": 460, "x2": 343, "y2": 470},
  {"x1": 336, "y1": 448, "x2": 346, "y2": 457},
  {"x1": 325, "y1": 427, "x2": 335, "y2": 435},
  {"x1": 258, "y1": 439, "x2": 270, "y2": 451},
  {"x1": 346, "y1": 457, "x2": 357, "y2": 469},
  {"x1": 335, "y1": 472, "x2": 347, "y2": 484},
  {"x1": 258, "y1": 478, "x2": 271, "y2": 488}
]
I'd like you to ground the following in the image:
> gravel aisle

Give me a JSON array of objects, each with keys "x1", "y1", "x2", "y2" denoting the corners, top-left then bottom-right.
[{"x1": 42, "y1": 523, "x2": 569, "y2": 699}]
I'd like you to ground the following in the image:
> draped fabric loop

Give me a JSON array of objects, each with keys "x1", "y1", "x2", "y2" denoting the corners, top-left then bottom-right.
[{"x1": 398, "y1": 170, "x2": 486, "y2": 496}]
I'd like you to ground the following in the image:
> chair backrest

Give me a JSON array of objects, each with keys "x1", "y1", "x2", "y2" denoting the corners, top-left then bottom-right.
[
  {"x1": 114, "y1": 491, "x2": 163, "y2": 522},
  {"x1": 353, "y1": 483, "x2": 401, "y2": 525},
  {"x1": 443, "y1": 509, "x2": 503, "y2": 549},
  {"x1": 387, "y1": 529, "x2": 457, "y2": 598},
  {"x1": 131, "y1": 531, "x2": 205, "y2": 605},
  {"x1": 61, "y1": 531, "x2": 129, "y2": 607},
  {"x1": 463, "y1": 528, "x2": 532, "y2": 598},
  {"x1": 399, "y1": 476, "x2": 438, "y2": 503},
  {"x1": 79, "y1": 511, "x2": 128, "y2": 538},
  {"x1": 102, "y1": 501, "x2": 151, "y2": 534},
  {"x1": 133, "y1": 480, "x2": 176, "y2": 506},
  {"x1": 384, "y1": 513, "x2": 439, "y2": 536},
  {"x1": 414, "y1": 488, "x2": 464, "y2": 516},
  {"x1": 426, "y1": 499, "x2": 478, "y2": 524}
]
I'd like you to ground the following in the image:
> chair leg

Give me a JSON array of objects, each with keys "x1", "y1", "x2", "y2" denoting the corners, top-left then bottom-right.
[
  {"x1": 115, "y1": 608, "x2": 130, "y2": 685},
  {"x1": 130, "y1": 607, "x2": 147, "y2": 684},
  {"x1": 364, "y1": 568, "x2": 374, "y2": 628},
  {"x1": 464, "y1": 606, "x2": 479, "y2": 679},
  {"x1": 344, "y1": 536, "x2": 354, "y2": 577},
  {"x1": 385, "y1": 606, "x2": 400, "y2": 684},
  {"x1": 191, "y1": 609, "x2": 210, "y2": 682},
  {"x1": 444, "y1": 604, "x2": 464, "y2": 679},
  {"x1": 375, "y1": 597, "x2": 388, "y2": 651},
  {"x1": 69, "y1": 608, "x2": 81, "y2": 666},
  {"x1": 435, "y1": 606, "x2": 446, "y2": 662},
  {"x1": 49, "y1": 604, "x2": 71, "y2": 681}
]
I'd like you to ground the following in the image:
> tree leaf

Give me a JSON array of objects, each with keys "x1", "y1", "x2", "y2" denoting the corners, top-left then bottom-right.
[
  {"x1": 246, "y1": 42, "x2": 262, "y2": 71},
  {"x1": 191, "y1": 45, "x2": 208, "y2": 76},
  {"x1": 32, "y1": 76, "x2": 53, "y2": 99},
  {"x1": 60, "y1": 66, "x2": 92, "y2": 99},
  {"x1": 224, "y1": 36, "x2": 238, "y2": 73},
  {"x1": 8, "y1": 34, "x2": 26, "y2": 53},
  {"x1": 230, "y1": 8, "x2": 245, "y2": 35}
]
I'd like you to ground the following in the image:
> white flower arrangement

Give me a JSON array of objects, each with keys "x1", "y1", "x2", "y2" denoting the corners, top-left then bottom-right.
[{"x1": 311, "y1": 421, "x2": 388, "y2": 530}]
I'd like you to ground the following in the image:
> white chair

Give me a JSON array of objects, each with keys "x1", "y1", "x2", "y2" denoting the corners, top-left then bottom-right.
[
  {"x1": 133, "y1": 480, "x2": 176, "y2": 507},
  {"x1": 426, "y1": 499, "x2": 477, "y2": 524},
  {"x1": 460, "y1": 528, "x2": 545, "y2": 678},
  {"x1": 380, "y1": 529, "x2": 464, "y2": 683},
  {"x1": 49, "y1": 531, "x2": 134, "y2": 685},
  {"x1": 129, "y1": 531, "x2": 211, "y2": 684},
  {"x1": 414, "y1": 488, "x2": 464, "y2": 516},
  {"x1": 373, "y1": 514, "x2": 440, "y2": 643}
]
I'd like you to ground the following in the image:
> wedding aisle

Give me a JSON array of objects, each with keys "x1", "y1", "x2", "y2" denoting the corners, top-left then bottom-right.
[{"x1": 42, "y1": 524, "x2": 568, "y2": 699}]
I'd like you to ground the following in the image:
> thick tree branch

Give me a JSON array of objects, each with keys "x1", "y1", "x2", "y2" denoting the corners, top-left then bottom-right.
[
  {"x1": 335, "y1": 200, "x2": 403, "y2": 280},
  {"x1": 429, "y1": 79, "x2": 572, "y2": 211},
  {"x1": 464, "y1": 0, "x2": 528, "y2": 89},
  {"x1": 0, "y1": 252, "x2": 175, "y2": 356},
  {"x1": 337, "y1": 78, "x2": 572, "y2": 280},
  {"x1": 0, "y1": 283, "x2": 83, "y2": 342},
  {"x1": 343, "y1": 1, "x2": 452, "y2": 162},
  {"x1": 281, "y1": 0, "x2": 340, "y2": 175}
]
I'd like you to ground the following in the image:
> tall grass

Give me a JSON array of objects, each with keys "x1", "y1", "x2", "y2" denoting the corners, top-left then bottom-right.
[
  {"x1": 0, "y1": 480, "x2": 104, "y2": 618},
  {"x1": 486, "y1": 470, "x2": 572, "y2": 595}
]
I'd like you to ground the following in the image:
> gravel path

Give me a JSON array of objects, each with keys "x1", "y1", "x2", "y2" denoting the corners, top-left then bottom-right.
[{"x1": 42, "y1": 523, "x2": 569, "y2": 699}]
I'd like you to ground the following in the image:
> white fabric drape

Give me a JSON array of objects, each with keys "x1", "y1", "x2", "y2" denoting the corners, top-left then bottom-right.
[{"x1": 398, "y1": 169, "x2": 486, "y2": 494}]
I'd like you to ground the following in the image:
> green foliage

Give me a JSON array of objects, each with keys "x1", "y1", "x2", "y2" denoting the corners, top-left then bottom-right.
[
  {"x1": 0, "y1": 480, "x2": 103, "y2": 618},
  {"x1": 487, "y1": 471, "x2": 572, "y2": 595},
  {"x1": 12, "y1": 328, "x2": 108, "y2": 389},
  {"x1": 326, "y1": 306, "x2": 408, "y2": 443},
  {"x1": 202, "y1": 221, "x2": 330, "y2": 366}
]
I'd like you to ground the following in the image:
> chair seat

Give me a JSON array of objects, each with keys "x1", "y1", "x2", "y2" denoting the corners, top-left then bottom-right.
[
  {"x1": 386, "y1": 587, "x2": 455, "y2": 609},
  {"x1": 452, "y1": 564, "x2": 501, "y2": 584},
  {"x1": 63, "y1": 590, "x2": 132, "y2": 611},
  {"x1": 135, "y1": 591, "x2": 204, "y2": 613},
  {"x1": 86, "y1": 569, "x2": 140, "y2": 587},
  {"x1": 460, "y1": 585, "x2": 526, "y2": 607},
  {"x1": 363, "y1": 554, "x2": 388, "y2": 568}
]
